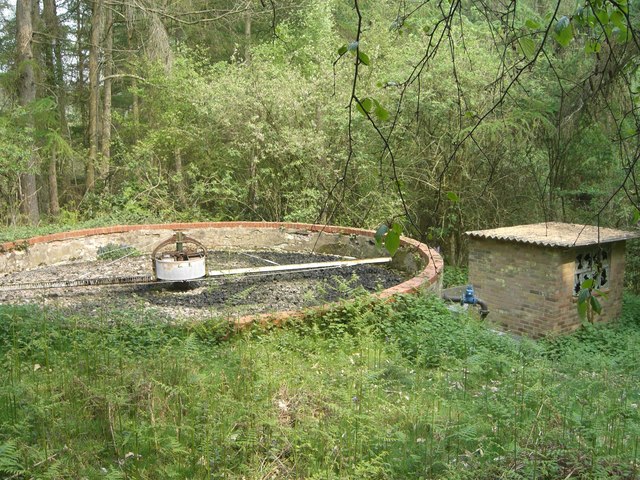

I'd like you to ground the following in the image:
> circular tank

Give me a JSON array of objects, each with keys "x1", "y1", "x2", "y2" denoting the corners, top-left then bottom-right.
[
  {"x1": 0, "y1": 222, "x2": 443, "y2": 328},
  {"x1": 152, "y1": 233, "x2": 207, "y2": 281},
  {"x1": 155, "y1": 253, "x2": 206, "y2": 281}
]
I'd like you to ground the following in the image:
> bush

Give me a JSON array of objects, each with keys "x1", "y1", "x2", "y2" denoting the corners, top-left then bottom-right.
[
  {"x1": 97, "y1": 243, "x2": 139, "y2": 260},
  {"x1": 442, "y1": 265, "x2": 468, "y2": 288},
  {"x1": 379, "y1": 294, "x2": 529, "y2": 367}
]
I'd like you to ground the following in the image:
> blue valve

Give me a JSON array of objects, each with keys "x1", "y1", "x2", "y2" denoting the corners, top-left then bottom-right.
[
  {"x1": 463, "y1": 285, "x2": 478, "y2": 305},
  {"x1": 443, "y1": 284, "x2": 489, "y2": 319}
]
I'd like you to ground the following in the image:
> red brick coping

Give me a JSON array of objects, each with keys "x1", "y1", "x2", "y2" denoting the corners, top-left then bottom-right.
[{"x1": 1, "y1": 222, "x2": 443, "y2": 328}]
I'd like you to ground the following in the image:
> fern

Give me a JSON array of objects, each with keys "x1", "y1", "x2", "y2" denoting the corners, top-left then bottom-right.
[
  {"x1": 40, "y1": 460, "x2": 62, "y2": 480},
  {"x1": 102, "y1": 467, "x2": 126, "y2": 480},
  {"x1": 0, "y1": 440, "x2": 24, "y2": 475}
]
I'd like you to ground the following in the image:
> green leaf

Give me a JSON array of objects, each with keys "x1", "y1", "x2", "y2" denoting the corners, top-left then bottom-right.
[
  {"x1": 525, "y1": 19, "x2": 541, "y2": 29},
  {"x1": 356, "y1": 98, "x2": 373, "y2": 116},
  {"x1": 585, "y1": 39, "x2": 601, "y2": 54},
  {"x1": 577, "y1": 298, "x2": 588, "y2": 320},
  {"x1": 358, "y1": 51, "x2": 371, "y2": 66},
  {"x1": 590, "y1": 295, "x2": 602, "y2": 315},
  {"x1": 577, "y1": 288, "x2": 590, "y2": 304},
  {"x1": 554, "y1": 28, "x2": 573, "y2": 47},
  {"x1": 617, "y1": 0, "x2": 629, "y2": 15},
  {"x1": 391, "y1": 222, "x2": 403, "y2": 236},
  {"x1": 337, "y1": 44, "x2": 348, "y2": 55},
  {"x1": 360, "y1": 97, "x2": 374, "y2": 114},
  {"x1": 632, "y1": 208, "x2": 640, "y2": 224},
  {"x1": 384, "y1": 230, "x2": 401, "y2": 256},
  {"x1": 554, "y1": 16, "x2": 573, "y2": 46},
  {"x1": 447, "y1": 191, "x2": 460, "y2": 203},
  {"x1": 374, "y1": 101, "x2": 390, "y2": 121},
  {"x1": 374, "y1": 224, "x2": 388, "y2": 248},
  {"x1": 518, "y1": 37, "x2": 536, "y2": 59},
  {"x1": 595, "y1": 8, "x2": 609, "y2": 25},
  {"x1": 581, "y1": 278, "x2": 595, "y2": 290},
  {"x1": 613, "y1": 26, "x2": 629, "y2": 42},
  {"x1": 610, "y1": 10, "x2": 626, "y2": 29},
  {"x1": 554, "y1": 15, "x2": 570, "y2": 34}
]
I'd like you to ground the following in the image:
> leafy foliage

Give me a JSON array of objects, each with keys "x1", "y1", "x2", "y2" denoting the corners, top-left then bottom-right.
[
  {"x1": 0, "y1": 0, "x2": 637, "y2": 253},
  {"x1": 0, "y1": 294, "x2": 639, "y2": 478},
  {"x1": 442, "y1": 265, "x2": 469, "y2": 288},
  {"x1": 0, "y1": 441, "x2": 23, "y2": 475},
  {"x1": 96, "y1": 243, "x2": 139, "y2": 261}
]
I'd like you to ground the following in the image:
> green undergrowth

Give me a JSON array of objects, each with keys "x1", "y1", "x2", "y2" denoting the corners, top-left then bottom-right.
[
  {"x1": 0, "y1": 296, "x2": 639, "y2": 479},
  {"x1": 0, "y1": 216, "x2": 135, "y2": 244},
  {"x1": 0, "y1": 209, "x2": 215, "y2": 244}
]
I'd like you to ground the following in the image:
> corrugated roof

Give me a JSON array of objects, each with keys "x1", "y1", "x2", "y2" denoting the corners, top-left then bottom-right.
[{"x1": 465, "y1": 222, "x2": 640, "y2": 247}]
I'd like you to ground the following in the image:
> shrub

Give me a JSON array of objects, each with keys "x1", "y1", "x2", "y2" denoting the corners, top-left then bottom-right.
[
  {"x1": 97, "y1": 243, "x2": 139, "y2": 260},
  {"x1": 442, "y1": 265, "x2": 468, "y2": 288}
]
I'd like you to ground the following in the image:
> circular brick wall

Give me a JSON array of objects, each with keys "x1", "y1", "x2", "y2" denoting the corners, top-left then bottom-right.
[{"x1": 0, "y1": 222, "x2": 443, "y2": 327}]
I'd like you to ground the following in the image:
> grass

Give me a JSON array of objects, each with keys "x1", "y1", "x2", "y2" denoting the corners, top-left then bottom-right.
[{"x1": 0, "y1": 294, "x2": 639, "y2": 478}]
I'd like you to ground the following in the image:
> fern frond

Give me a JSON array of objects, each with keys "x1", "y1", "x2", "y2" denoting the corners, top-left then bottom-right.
[{"x1": 0, "y1": 440, "x2": 24, "y2": 475}]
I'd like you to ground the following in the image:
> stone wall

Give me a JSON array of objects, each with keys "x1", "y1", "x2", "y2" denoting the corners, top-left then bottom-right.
[{"x1": 468, "y1": 238, "x2": 627, "y2": 337}]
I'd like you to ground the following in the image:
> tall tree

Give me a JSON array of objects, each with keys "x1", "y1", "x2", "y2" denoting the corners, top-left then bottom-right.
[
  {"x1": 101, "y1": 3, "x2": 113, "y2": 187},
  {"x1": 244, "y1": 0, "x2": 252, "y2": 64},
  {"x1": 86, "y1": 0, "x2": 103, "y2": 192},
  {"x1": 15, "y1": 0, "x2": 39, "y2": 224},
  {"x1": 42, "y1": 0, "x2": 65, "y2": 216},
  {"x1": 125, "y1": 0, "x2": 139, "y2": 130}
]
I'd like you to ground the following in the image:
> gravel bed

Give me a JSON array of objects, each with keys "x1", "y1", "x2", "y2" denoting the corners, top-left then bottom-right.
[{"x1": 0, "y1": 251, "x2": 405, "y2": 320}]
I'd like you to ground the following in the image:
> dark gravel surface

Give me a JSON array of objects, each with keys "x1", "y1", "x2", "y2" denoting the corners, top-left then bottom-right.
[{"x1": 0, "y1": 251, "x2": 405, "y2": 320}]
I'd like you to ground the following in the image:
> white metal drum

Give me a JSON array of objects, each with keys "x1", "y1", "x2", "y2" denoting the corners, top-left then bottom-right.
[{"x1": 154, "y1": 254, "x2": 206, "y2": 281}]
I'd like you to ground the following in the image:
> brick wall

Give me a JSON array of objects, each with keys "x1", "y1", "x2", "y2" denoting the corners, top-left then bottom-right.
[{"x1": 468, "y1": 238, "x2": 627, "y2": 337}]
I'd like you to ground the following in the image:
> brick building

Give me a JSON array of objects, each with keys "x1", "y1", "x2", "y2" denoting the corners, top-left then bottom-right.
[{"x1": 466, "y1": 222, "x2": 639, "y2": 337}]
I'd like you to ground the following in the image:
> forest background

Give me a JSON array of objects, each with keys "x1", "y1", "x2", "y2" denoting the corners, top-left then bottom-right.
[{"x1": 0, "y1": 0, "x2": 639, "y2": 267}]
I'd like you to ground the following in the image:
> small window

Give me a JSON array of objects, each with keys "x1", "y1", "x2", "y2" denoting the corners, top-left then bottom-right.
[{"x1": 574, "y1": 248, "x2": 610, "y2": 295}]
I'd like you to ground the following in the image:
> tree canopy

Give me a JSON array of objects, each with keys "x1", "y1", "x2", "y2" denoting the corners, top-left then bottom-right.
[{"x1": 1, "y1": 0, "x2": 638, "y2": 262}]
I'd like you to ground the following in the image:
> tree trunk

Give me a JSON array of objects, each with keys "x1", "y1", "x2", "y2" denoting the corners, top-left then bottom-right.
[
  {"x1": 76, "y1": 1, "x2": 85, "y2": 134},
  {"x1": 42, "y1": 0, "x2": 64, "y2": 215},
  {"x1": 174, "y1": 147, "x2": 186, "y2": 206},
  {"x1": 131, "y1": 79, "x2": 139, "y2": 128},
  {"x1": 48, "y1": 151, "x2": 60, "y2": 216},
  {"x1": 43, "y1": 0, "x2": 68, "y2": 134},
  {"x1": 16, "y1": 0, "x2": 40, "y2": 225},
  {"x1": 244, "y1": 1, "x2": 252, "y2": 64},
  {"x1": 87, "y1": 0, "x2": 103, "y2": 193},
  {"x1": 126, "y1": 2, "x2": 140, "y2": 130},
  {"x1": 248, "y1": 152, "x2": 258, "y2": 213},
  {"x1": 102, "y1": 5, "x2": 113, "y2": 187}
]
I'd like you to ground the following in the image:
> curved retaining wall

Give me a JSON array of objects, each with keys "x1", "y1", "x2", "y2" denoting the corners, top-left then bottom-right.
[{"x1": 0, "y1": 222, "x2": 443, "y2": 326}]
